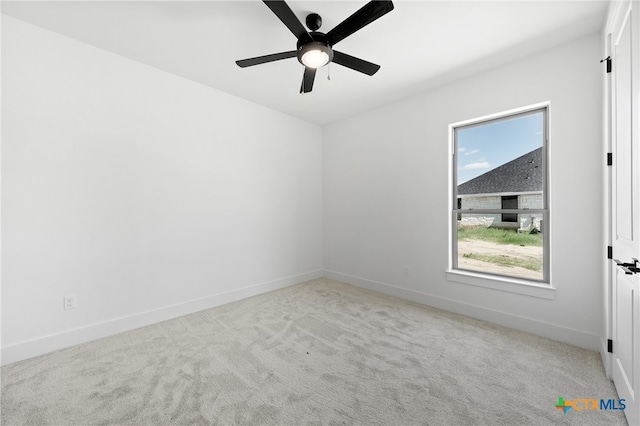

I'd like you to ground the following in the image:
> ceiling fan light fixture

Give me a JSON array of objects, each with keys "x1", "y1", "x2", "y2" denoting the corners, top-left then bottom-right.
[
  {"x1": 298, "y1": 42, "x2": 333, "y2": 68},
  {"x1": 302, "y1": 49, "x2": 329, "y2": 68}
]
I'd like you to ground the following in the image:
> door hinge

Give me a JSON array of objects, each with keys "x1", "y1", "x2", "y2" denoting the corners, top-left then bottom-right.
[
  {"x1": 608, "y1": 246, "x2": 613, "y2": 259},
  {"x1": 607, "y1": 153, "x2": 613, "y2": 166},
  {"x1": 608, "y1": 339, "x2": 613, "y2": 353},
  {"x1": 601, "y1": 56, "x2": 612, "y2": 73}
]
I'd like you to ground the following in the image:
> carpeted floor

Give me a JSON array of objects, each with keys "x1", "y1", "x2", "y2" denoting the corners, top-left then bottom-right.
[{"x1": 1, "y1": 278, "x2": 628, "y2": 425}]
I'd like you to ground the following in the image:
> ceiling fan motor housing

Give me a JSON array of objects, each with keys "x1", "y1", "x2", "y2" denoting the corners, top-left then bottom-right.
[{"x1": 306, "y1": 13, "x2": 322, "y2": 31}]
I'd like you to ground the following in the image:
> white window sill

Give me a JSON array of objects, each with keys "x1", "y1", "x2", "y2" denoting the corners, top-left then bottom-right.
[{"x1": 446, "y1": 269, "x2": 555, "y2": 300}]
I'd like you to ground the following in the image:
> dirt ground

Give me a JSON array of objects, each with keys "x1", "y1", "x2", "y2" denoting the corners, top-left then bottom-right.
[{"x1": 457, "y1": 239, "x2": 544, "y2": 281}]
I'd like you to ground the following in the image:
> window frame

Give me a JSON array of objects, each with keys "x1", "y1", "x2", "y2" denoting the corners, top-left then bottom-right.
[{"x1": 448, "y1": 103, "x2": 551, "y2": 293}]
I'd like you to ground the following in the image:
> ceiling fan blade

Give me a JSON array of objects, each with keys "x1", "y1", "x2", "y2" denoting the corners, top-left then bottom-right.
[
  {"x1": 300, "y1": 67, "x2": 316, "y2": 93},
  {"x1": 332, "y1": 51, "x2": 380, "y2": 76},
  {"x1": 326, "y1": 1, "x2": 394, "y2": 46},
  {"x1": 236, "y1": 51, "x2": 297, "y2": 68},
  {"x1": 263, "y1": 1, "x2": 312, "y2": 42}
]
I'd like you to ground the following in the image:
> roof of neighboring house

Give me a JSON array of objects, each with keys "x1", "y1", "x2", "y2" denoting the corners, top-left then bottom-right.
[{"x1": 458, "y1": 147, "x2": 543, "y2": 195}]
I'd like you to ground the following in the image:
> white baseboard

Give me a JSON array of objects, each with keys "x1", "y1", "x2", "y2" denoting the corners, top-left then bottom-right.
[
  {"x1": 1, "y1": 270, "x2": 323, "y2": 365},
  {"x1": 323, "y1": 269, "x2": 602, "y2": 351}
]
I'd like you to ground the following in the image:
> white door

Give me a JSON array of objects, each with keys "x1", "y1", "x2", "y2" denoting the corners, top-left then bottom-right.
[{"x1": 611, "y1": 2, "x2": 640, "y2": 426}]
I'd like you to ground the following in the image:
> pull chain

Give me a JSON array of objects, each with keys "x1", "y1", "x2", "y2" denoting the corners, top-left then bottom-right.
[{"x1": 327, "y1": 61, "x2": 331, "y2": 81}]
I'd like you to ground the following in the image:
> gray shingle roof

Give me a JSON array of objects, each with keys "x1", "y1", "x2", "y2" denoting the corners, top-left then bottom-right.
[{"x1": 458, "y1": 147, "x2": 543, "y2": 195}]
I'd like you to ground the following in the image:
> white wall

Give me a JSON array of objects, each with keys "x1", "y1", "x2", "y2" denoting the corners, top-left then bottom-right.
[
  {"x1": 324, "y1": 33, "x2": 605, "y2": 350},
  {"x1": 1, "y1": 16, "x2": 323, "y2": 364}
]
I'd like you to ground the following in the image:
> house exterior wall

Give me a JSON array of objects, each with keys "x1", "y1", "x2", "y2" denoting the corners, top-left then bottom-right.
[
  {"x1": 459, "y1": 195, "x2": 501, "y2": 227},
  {"x1": 519, "y1": 194, "x2": 544, "y2": 231},
  {"x1": 459, "y1": 193, "x2": 543, "y2": 229},
  {"x1": 520, "y1": 193, "x2": 543, "y2": 209}
]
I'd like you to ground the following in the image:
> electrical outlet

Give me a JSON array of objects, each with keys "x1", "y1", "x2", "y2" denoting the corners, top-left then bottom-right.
[
  {"x1": 63, "y1": 295, "x2": 77, "y2": 310},
  {"x1": 404, "y1": 267, "x2": 410, "y2": 277}
]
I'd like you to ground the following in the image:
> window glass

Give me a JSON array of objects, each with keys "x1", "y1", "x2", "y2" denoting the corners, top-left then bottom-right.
[{"x1": 453, "y1": 108, "x2": 547, "y2": 283}]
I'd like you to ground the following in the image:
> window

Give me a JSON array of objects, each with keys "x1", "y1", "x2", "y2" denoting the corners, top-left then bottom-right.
[
  {"x1": 501, "y1": 196, "x2": 518, "y2": 223},
  {"x1": 452, "y1": 106, "x2": 548, "y2": 283}
]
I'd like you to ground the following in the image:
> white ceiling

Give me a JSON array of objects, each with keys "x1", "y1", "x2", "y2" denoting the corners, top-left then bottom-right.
[{"x1": 2, "y1": 0, "x2": 609, "y2": 125}]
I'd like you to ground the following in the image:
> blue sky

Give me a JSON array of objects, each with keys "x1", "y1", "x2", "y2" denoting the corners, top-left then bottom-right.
[{"x1": 456, "y1": 111, "x2": 544, "y2": 184}]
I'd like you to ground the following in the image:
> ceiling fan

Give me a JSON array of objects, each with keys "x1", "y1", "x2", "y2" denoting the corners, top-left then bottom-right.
[{"x1": 236, "y1": 0, "x2": 394, "y2": 93}]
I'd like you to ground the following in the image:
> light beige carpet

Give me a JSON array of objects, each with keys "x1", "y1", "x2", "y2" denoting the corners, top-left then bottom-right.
[{"x1": 1, "y1": 278, "x2": 627, "y2": 425}]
